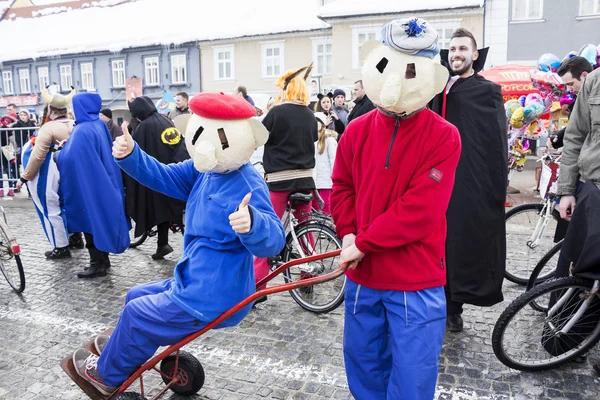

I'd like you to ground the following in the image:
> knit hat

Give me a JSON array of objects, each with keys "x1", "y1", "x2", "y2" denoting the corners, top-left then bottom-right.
[
  {"x1": 380, "y1": 18, "x2": 440, "y2": 59},
  {"x1": 333, "y1": 89, "x2": 346, "y2": 99},
  {"x1": 100, "y1": 108, "x2": 113, "y2": 119}
]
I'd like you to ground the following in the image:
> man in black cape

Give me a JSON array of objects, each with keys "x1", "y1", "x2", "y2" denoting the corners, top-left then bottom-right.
[
  {"x1": 126, "y1": 96, "x2": 189, "y2": 259},
  {"x1": 430, "y1": 28, "x2": 507, "y2": 332}
]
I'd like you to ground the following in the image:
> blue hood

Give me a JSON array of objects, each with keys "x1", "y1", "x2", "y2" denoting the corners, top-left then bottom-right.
[{"x1": 73, "y1": 92, "x2": 102, "y2": 123}]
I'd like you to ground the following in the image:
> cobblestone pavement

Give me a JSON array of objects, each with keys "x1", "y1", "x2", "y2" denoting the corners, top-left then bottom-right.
[{"x1": 0, "y1": 200, "x2": 599, "y2": 400}]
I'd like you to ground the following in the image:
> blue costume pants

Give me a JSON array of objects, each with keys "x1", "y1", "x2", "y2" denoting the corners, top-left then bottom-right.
[
  {"x1": 97, "y1": 279, "x2": 205, "y2": 387},
  {"x1": 343, "y1": 279, "x2": 446, "y2": 400}
]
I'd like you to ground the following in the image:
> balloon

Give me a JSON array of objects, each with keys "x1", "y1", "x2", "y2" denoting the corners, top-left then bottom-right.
[
  {"x1": 525, "y1": 93, "x2": 543, "y2": 106},
  {"x1": 510, "y1": 107, "x2": 525, "y2": 128},
  {"x1": 560, "y1": 92, "x2": 575, "y2": 107},
  {"x1": 562, "y1": 51, "x2": 577, "y2": 63},
  {"x1": 537, "y1": 53, "x2": 561, "y2": 72},
  {"x1": 523, "y1": 103, "x2": 545, "y2": 122},
  {"x1": 577, "y1": 44, "x2": 598, "y2": 68},
  {"x1": 518, "y1": 95, "x2": 527, "y2": 106},
  {"x1": 505, "y1": 99, "x2": 520, "y2": 119}
]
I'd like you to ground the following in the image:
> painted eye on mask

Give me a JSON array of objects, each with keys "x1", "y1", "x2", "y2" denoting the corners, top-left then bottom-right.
[
  {"x1": 405, "y1": 63, "x2": 416, "y2": 79},
  {"x1": 376, "y1": 57, "x2": 389, "y2": 73},
  {"x1": 218, "y1": 128, "x2": 229, "y2": 150},
  {"x1": 192, "y1": 126, "x2": 204, "y2": 145}
]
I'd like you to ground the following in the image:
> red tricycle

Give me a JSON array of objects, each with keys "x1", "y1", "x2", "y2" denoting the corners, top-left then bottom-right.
[{"x1": 61, "y1": 250, "x2": 345, "y2": 399}]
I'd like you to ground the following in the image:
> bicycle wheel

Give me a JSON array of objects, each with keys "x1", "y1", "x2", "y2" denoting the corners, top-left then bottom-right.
[
  {"x1": 526, "y1": 240, "x2": 562, "y2": 312},
  {"x1": 492, "y1": 276, "x2": 600, "y2": 371},
  {"x1": 505, "y1": 203, "x2": 560, "y2": 285},
  {"x1": 0, "y1": 222, "x2": 25, "y2": 294},
  {"x1": 282, "y1": 223, "x2": 345, "y2": 313},
  {"x1": 129, "y1": 230, "x2": 148, "y2": 248}
]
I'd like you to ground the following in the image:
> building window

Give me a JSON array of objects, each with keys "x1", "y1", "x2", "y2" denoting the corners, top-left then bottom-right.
[
  {"x1": 261, "y1": 41, "x2": 284, "y2": 78},
  {"x1": 145, "y1": 56, "x2": 160, "y2": 86},
  {"x1": 512, "y1": 0, "x2": 543, "y2": 20},
  {"x1": 580, "y1": 0, "x2": 600, "y2": 15},
  {"x1": 352, "y1": 26, "x2": 380, "y2": 69},
  {"x1": 38, "y1": 66, "x2": 49, "y2": 91},
  {"x1": 313, "y1": 38, "x2": 333, "y2": 75},
  {"x1": 80, "y1": 62, "x2": 94, "y2": 90},
  {"x1": 112, "y1": 59, "x2": 125, "y2": 88},
  {"x1": 2, "y1": 71, "x2": 13, "y2": 95},
  {"x1": 60, "y1": 64, "x2": 72, "y2": 91},
  {"x1": 171, "y1": 54, "x2": 187, "y2": 84},
  {"x1": 19, "y1": 69, "x2": 31, "y2": 93},
  {"x1": 428, "y1": 20, "x2": 461, "y2": 49},
  {"x1": 213, "y1": 45, "x2": 234, "y2": 80}
]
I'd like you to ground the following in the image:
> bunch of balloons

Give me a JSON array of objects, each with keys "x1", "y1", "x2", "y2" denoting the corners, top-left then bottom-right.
[{"x1": 505, "y1": 93, "x2": 550, "y2": 140}]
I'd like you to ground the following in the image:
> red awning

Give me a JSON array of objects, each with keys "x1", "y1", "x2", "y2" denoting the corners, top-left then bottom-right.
[{"x1": 480, "y1": 64, "x2": 540, "y2": 101}]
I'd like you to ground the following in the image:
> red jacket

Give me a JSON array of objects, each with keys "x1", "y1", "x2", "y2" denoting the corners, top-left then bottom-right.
[{"x1": 331, "y1": 108, "x2": 461, "y2": 291}]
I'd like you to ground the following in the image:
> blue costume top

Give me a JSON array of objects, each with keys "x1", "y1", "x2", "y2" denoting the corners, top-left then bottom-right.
[
  {"x1": 58, "y1": 93, "x2": 130, "y2": 253},
  {"x1": 117, "y1": 145, "x2": 285, "y2": 326}
]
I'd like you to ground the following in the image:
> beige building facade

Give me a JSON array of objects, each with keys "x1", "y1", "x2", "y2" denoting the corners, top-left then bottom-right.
[{"x1": 199, "y1": 3, "x2": 484, "y2": 101}]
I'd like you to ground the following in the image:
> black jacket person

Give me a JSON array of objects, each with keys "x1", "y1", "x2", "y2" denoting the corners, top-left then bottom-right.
[
  {"x1": 126, "y1": 96, "x2": 189, "y2": 259},
  {"x1": 429, "y1": 30, "x2": 507, "y2": 331}
]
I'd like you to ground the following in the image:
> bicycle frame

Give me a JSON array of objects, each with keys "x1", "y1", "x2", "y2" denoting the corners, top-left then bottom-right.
[
  {"x1": 546, "y1": 279, "x2": 600, "y2": 335},
  {"x1": 526, "y1": 196, "x2": 558, "y2": 249}
]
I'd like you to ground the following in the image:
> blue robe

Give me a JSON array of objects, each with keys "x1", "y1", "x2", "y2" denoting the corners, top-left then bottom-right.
[{"x1": 58, "y1": 93, "x2": 130, "y2": 253}]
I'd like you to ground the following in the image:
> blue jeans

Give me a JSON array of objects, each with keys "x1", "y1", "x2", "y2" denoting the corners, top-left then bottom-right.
[{"x1": 343, "y1": 279, "x2": 446, "y2": 399}]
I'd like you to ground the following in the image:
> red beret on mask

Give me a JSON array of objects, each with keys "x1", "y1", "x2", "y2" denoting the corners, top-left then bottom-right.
[{"x1": 189, "y1": 92, "x2": 256, "y2": 120}]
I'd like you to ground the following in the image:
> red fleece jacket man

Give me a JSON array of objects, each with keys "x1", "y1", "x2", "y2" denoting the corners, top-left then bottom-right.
[{"x1": 332, "y1": 108, "x2": 461, "y2": 290}]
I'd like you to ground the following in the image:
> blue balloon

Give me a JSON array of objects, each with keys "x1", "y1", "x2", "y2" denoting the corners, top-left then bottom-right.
[
  {"x1": 578, "y1": 44, "x2": 598, "y2": 68},
  {"x1": 561, "y1": 51, "x2": 577, "y2": 63},
  {"x1": 537, "y1": 53, "x2": 561, "y2": 72}
]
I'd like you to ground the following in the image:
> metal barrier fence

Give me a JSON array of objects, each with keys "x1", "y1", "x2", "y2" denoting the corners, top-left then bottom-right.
[{"x1": 0, "y1": 126, "x2": 37, "y2": 192}]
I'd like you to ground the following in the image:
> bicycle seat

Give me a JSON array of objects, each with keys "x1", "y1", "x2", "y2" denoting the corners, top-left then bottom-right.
[{"x1": 288, "y1": 192, "x2": 313, "y2": 205}]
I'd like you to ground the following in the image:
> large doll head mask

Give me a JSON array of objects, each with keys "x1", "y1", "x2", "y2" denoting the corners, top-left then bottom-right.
[
  {"x1": 184, "y1": 93, "x2": 268, "y2": 174},
  {"x1": 361, "y1": 18, "x2": 449, "y2": 116}
]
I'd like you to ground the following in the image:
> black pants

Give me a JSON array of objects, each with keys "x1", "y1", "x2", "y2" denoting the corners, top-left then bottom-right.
[
  {"x1": 84, "y1": 233, "x2": 109, "y2": 262},
  {"x1": 444, "y1": 285, "x2": 463, "y2": 315},
  {"x1": 157, "y1": 222, "x2": 170, "y2": 247}
]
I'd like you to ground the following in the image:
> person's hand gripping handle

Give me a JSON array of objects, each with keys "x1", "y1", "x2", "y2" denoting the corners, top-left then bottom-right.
[
  {"x1": 113, "y1": 122, "x2": 135, "y2": 159},
  {"x1": 229, "y1": 193, "x2": 253, "y2": 234}
]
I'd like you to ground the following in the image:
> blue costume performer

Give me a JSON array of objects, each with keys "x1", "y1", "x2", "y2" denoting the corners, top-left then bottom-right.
[
  {"x1": 18, "y1": 89, "x2": 79, "y2": 259},
  {"x1": 58, "y1": 93, "x2": 130, "y2": 278},
  {"x1": 72, "y1": 92, "x2": 285, "y2": 395}
]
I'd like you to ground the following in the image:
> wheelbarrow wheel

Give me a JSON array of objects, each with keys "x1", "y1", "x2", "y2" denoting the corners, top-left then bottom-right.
[
  {"x1": 114, "y1": 392, "x2": 147, "y2": 400},
  {"x1": 160, "y1": 351, "x2": 205, "y2": 396}
]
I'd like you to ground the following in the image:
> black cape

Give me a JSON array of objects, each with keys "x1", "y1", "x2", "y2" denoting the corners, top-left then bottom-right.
[
  {"x1": 126, "y1": 96, "x2": 189, "y2": 236},
  {"x1": 430, "y1": 73, "x2": 508, "y2": 307}
]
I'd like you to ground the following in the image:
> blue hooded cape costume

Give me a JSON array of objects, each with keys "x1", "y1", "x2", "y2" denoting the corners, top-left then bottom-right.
[{"x1": 58, "y1": 93, "x2": 130, "y2": 253}]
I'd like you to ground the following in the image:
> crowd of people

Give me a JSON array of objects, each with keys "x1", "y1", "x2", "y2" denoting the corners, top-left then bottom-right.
[{"x1": 2, "y1": 14, "x2": 600, "y2": 398}]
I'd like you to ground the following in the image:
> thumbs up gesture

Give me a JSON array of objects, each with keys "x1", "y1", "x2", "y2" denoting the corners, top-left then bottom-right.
[
  {"x1": 113, "y1": 121, "x2": 135, "y2": 159},
  {"x1": 229, "y1": 193, "x2": 253, "y2": 234}
]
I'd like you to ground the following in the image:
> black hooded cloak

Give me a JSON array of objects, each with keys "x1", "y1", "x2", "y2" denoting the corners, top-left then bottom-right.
[
  {"x1": 430, "y1": 48, "x2": 508, "y2": 306},
  {"x1": 126, "y1": 96, "x2": 189, "y2": 236}
]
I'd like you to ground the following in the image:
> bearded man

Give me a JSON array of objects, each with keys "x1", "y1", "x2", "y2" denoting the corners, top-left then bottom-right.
[{"x1": 430, "y1": 28, "x2": 508, "y2": 333}]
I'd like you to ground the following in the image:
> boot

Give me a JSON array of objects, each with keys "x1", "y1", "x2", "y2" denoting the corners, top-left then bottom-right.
[
  {"x1": 78, "y1": 247, "x2": 109, "y2": 278},
  {"x1": 69, "y1": 233, "x2": 85, "y2": 250},
  {"x1": 152, "y1": 244, "x2": 173, "y2": 260},
  {"x1": 45, "y1": 246, "x2": 72, "y2": 259},
  {"x1": 446, "y1": 314, "x2": 463, "y2": 332}
]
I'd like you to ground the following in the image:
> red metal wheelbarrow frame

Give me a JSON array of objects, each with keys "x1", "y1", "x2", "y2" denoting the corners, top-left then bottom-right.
[{"x1": 61, "y1": 249, "x2": 344, "y2": 400}]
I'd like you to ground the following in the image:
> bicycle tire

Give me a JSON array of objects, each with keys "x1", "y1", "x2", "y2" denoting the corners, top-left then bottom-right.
[
  {"x1": 129, "y1": 231, "x2": 148, "y2": 248},
  {"x1": 492, "y1": 276, "x2": 600, "y2": 371},
  {"x1": 0, "y1": 219, "x2": 25, "y2": 294},
  {"x1": 505, "y1": 203, "x2": 559, "y2": 285},
  {"x1": 282, "y1": 223, "x2": 345, "y2": 314},
  {"x1": 526, "y1": 240, "x2": 562, "y2": 313}
]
